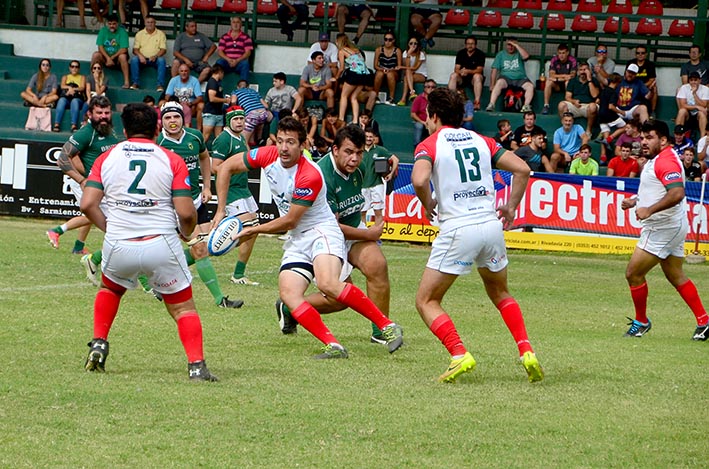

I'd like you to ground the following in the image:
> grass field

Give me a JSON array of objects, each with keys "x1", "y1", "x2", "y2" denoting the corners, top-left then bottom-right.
[{"x1": 1, "y1": 216, "x2": 707, "y2": 468}]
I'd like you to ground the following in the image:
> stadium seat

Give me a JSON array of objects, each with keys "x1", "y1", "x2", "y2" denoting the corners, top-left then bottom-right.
[
  {"x1": 160, "y1": 0, "x2": 182, "y2": 9},
  {"x1": 314, "y1": 2, "x2": 336, "y2": 18},
  {"x1": 606, "y1": 0, "x2": 633, "y2": 14},
  {"x1": 476, "y1": 10, "x2": 502, "y2": 28},
  {"x1": 668, "y1": 19, "x2": 695, "y2": 37},
  {"x1": 486, "y1": 0, "x2": 513, "y2": 8},
  {"x1": 192, "y1": 0, "x2": 217, "y2": 11},
  {"x1": 636, "y1": 17, "x2": 662, "y2": 36},
  {"x1": 547, "y1": 0, "x2": 572, "y2": 11},
  {"x1": 637, "y1": 0, "x2": 663, "y2": 16},
  {"x1": 516, "y1": 0, "x2": 542, "y2": 10},
  {"x1": 221, "y1": 0, "x2": 248, "y2": 13},
  {"x1": 571, "y1": 14, "x2": 597, "y2": 32},
  {"x1": 444, "y1": 9, "x2": 470, "y2": 26},
  {"x1": 508, "y1": 11, "x2": 534, "y2": 29},
  {"x1": 257, "y1": 0, "x2": 279, "y2": 15},
  {"x1": 539, "y1": 13, "x2": 566, "y2": 31},
  {"x1": 575, "y1": 0, "x2": 602, "y2": 13},
  {"x1": 603, "y1": 16, "x2": 630, "y2": 34}
]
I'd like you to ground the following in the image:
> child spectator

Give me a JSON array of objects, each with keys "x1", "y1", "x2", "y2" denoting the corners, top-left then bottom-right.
[
  {"x1": 673, "y1": 125, "x2": 695, "y2": 155},
  {"x1": 310, "y1": 135, "x2": 331, "y2": 161},
  {"x1": 495, "y1": 119, "x2": 513, "y2": 150},
  {"x1": 320, "y1": 107, "x2": 346, "y2": 145},
  {"x1": 682, "y1": 147, "x2": 702, "y2": 181},
  {"x1": 595, "y1": 72, "x2": 626, "y2": 164},
  {"x1": 357, "y1": 109, "x2": 382, "y2": 146},
  {"x1": 457, "y1": 88, "x2": 475, "y2": 131}
]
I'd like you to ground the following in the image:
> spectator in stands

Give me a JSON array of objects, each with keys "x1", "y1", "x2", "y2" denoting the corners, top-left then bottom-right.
[
  {"x1": 626, "y1": 46, "x2": 657, "y2": 116},
  {"x1": 610, "y1": 64, "x2": 650, "y2": 124},
  {"x1": 587, "y1": 44, "x2": 615, "y2": 88},
  {"x1": 550, "y1": 112, "x2": 588, "y2": 172},
  {"x1": 335, "y1": 34, "x2": 372, "y2": 124},
  {"x1": 172, "y1": 20, "x2": 216, "y2": 84},
  {"x1": 614, "y1": 119, "x2": 643, "y2": 158},
  {"x1": 86, "y1": 61, "x2": 108, "y2": 98},
  {"x1": 336, "y1": 3, "x2": 373, "y2": 45},
  {"x1": 682, "y1": 147, "x2": 702, "y2": 181},
  {"x1": 266, "y1": 72, "x2": 302, "y2": 118},
  {"x1": 606, "y1": 142, "x2": 640, "y2": 178},
  {"x1": 216, "y1": 16, "x2": 253, "y2": 82},
  {"x1": 558, "y1": 62, "x2": 598, "y2": 137},
  {"x1": 277, "y1": 0, "x2": 308, "y2": 41},
  {"x1": 165, "y1": 63, "x2": 203, "y2": 130},
  {"x1": 568, "y1": 144, "x2": 598, "y2": 176},
  {"x1": 595, "y1": 72, "x2": 626, "y2": 163},
  {"x1": 54, "y1": 61, "x2": 88, "y2": 133},
  {"x1": 229, "y1": 80, "x2": 272, "y2": 146},
  {"x1": 411, "y1": 78, "x2": 436, "y2": 147},
  {"x1": 129, "y1": 15, "x2": 166, "y2": 91},
  {"x1": 311, "y1": 136, "x2": 330, "y2": 161},
  {"x1": 117, "y1": 0, "x2": 150, "y2": 28},
  {"x1": 495, "y1": 119, "x2": 513, "y2": 151},
  {"x1": 514, "y1": 128, "x2": 551, "y2": 172},
  {"x1": 358, "y1": 109, "x2": 382, "y2": 146},
  {"x1": 20, "y1": 58, "x2": 59, "y2": 108},
  {"x1": 511, "y1": 110, "x2": 546, "y2": 152},
  {"x1": 681, "y1": 45, "x2": 709, "y2": 86},
  {"x1": 299, "y1": 51, "x2": 335, "y2": 109},
  {"x1": 697, "y1": 126, "x2": 709, "y2": 170},
  {"x1": 202, "y1": 64, "x2": 228, "y2": 142},
  {"x1": 457, "y1": 88, "x2": 474, "y2": 131},
  {"x1": 673, "y1": 125, "x2": 694, "y2": 155},
  {"x1": 373, "y1": 32, "x2": 402, "y2": 105},
  {"x1": 396, "y1": 37, "x2": 427, "y2": 106},
  {"x1": 542, "y1": 43, "x2": 577, "y2": 115},
  {"x1": 486, "y1": 37, "x2": 534, "y2": 114},
  {"x1": 308, "y1": 33, "x2": 339, "y2": 78},
  {"x1": 294, "y1": 107, "x2": 318, "y2": 149},
  {"x1": 92, "y1": 14, "x2": 130, "y2": 89},
  {"x1": 447, "y1": 35, "x2": 485, "y2": 111},
  {"x1": 56, "y1": 0, "x2": 108, "y2": 28},
  {"x1": 409, "y1": 0, "x2": 442, "y2": 50},
  {"x1": 676, "y1": 71, "x2": 709, "y2": 139},
  {"x1": 320, "y1": 107, "x2": 346, "y2": 146}
]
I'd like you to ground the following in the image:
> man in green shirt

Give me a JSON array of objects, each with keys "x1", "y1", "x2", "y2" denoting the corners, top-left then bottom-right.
[
  {"x1": 569, "y1": 144, "x2": 599, "y2": 176},
  {"x1": 91, "y1": 14, "x2": 130, "y2": 89},
  {"x1": 211, "y1": 106, "x2": 260, "y2": 286},
  {"x1": 158, "y1": 101, "x2": 243, "y2": 309},
  {"x1": 486, "y1": 37, "x2": 534, "y2": 113},
  {"x1": 360, "y1": 127, "x2": 398, "y2": 224},
  {"x1": 276, "y1": 125, "x2": 396, "y2": 344}
]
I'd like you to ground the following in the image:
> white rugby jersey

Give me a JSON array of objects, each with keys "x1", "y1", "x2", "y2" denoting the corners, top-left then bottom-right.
[
  {"x1": 86, "y1": 138, "x2": 192, "y2": 241},
  {"x1": 637, "y1": 146, "x2": 686, "y2": 228},
  {"x1": 243, "y1": 146, "x2": 338, "y2": 234},
  {"x1": 415, "y1": 126, "x2": 506, "y2": 230}
]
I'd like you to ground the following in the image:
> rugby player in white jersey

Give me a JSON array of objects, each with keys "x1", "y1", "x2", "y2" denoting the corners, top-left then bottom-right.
[
  {"x1": 80, "y1": 103, "x2": 218, "y2": 381},
  {"x1": 411, "y1": 87, "x2": 544, "y2": 383}
]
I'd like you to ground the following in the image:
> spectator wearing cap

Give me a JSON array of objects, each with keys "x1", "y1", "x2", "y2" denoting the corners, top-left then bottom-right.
[
  {"x1": 673, "y1": 125, "x2": 695, "y2": 155},
  {"x1": 680, "y1": 45, "x2": 709, "y2": 86},
  {"x1": 609, "y1": 64, "x2": 650, "y2": 124},
  {"x1": 308, "y1": 33, "x2": 340, "y2": 78},
  {"x1": 277, "y1": 0, "x2": 309, "y2": 41},
  {"x1": 676, "y1": 71, "x2": 709, "y2": 139},
  {"x1": 626, "y1": 45, "x2": 657, "y2": 115}
]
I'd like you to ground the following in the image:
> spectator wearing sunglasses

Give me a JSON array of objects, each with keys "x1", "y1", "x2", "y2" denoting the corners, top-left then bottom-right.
[{"x1": 587, "y1": 44, "x2": 615, "y2": 88}]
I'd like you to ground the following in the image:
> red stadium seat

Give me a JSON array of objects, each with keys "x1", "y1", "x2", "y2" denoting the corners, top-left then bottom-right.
[
  {"x1": 575, "y1": 0, "x2": 602, "y2": 13},
  {"x1": 603, "y1": 16, "x2": 629, "y2": 34},
  {"x1": 192, "y1": 0, "x2": 217, "y2": 11},
  {"x1": 539, "y1": 13, "x2": 566, "y2": 31},
  {"x1": 637, "y1": 0, "x2": 663, "y2": 16},
  {"x1": 486, "y1": 0, "x2": 513, "y2": 8},
  {"x1": 571, "y1": 14, "x2": 597, "y2": 32},
  {"x1": 160, "y1": 0, "x2": 182, "y2": 9},
  {"x1": 606, "y1": 0, "x2": 633, "y2": 14},
  {"x1": 314, "y1": 2, "x2": 336, "y2": 18},
  {"x1": 222, "y1": 0, "x2": 247, "y2": 12},
  {"x1": 256, "y1": 0, "x2": 279, "y2": 15},
  {"x1": 476, "y1": 10, "x2": 502, "y2": 28},
  {"x1": 508, "y1": 11, "x2": 534, "y2": 29},
  {"x1": 636, "y1": 17, "x2": 662, "y2": 36},
  {"x1": 444, "y1": 8, "x2": 470, "y2": 26},
  {"x1": 668, "y1": 19, "x2": 695, "y2": 37},
  {"x1": 516, "y1": 0, "x2": 542, "y2": 10},
  {"x1": 547, "y1": 0, "x2": 572, "y2": 11}
]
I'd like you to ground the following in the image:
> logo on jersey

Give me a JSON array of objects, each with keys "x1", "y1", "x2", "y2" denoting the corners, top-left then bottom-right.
[
  {"x1": 248, "y1": 149, "x2": 258, "y2": 160},
  {"x1": 444, "y1": 131, "x2": 473, "y2": 143},
  {"x1": 453, "y1": 260, "x2": 473, "y2": 267},
  {"x1": 664, "y1": 171, "x2": 682, "y2": 182},
  {"x1": 293, "y1": 187, "x2": 313, "y2": 198},
  {"x1": 453, "y1": 186, "x2": 488, "y2": 201}
]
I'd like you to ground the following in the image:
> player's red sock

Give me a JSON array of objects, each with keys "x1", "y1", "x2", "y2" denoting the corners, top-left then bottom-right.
[
  {"x1": 92, "y1": 284, "x2": 125, "y2": 339},
  {"x1": 630, "y1": 282, "x2": 649, "y2": 324},
  {"x1": 176, "y1": 312, "x2": 204, "y2": 363},
  {"x1": 336, "y1": 283, "x2": 393, "y2": 330},
  {"x1": 291, "y1": 301, "x2": 338, "y2": 345},
  {"x1": 676, "y1": 280, "x2": 709, "y2": 326},
  {"x1": 430, "y1": 314, "x2": 466, "y2": 357},
  {"x1": 497, "y1": 297, "x2": 533, "y2": 355}
]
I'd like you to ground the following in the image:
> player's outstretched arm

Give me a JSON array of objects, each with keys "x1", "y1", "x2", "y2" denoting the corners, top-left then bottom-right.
[{"x1": 495, "y1": 150, "x2": 531, "y2": 229}]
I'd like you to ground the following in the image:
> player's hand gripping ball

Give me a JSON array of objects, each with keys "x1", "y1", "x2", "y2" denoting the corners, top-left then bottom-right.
[{"x1": 207, "y1": 216, "x2": 242, "y2": 256}]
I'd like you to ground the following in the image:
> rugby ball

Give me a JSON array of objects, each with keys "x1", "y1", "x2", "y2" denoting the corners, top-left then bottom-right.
[{"x1": 207, "y1": 216, "x2": 242, "y2": 256}]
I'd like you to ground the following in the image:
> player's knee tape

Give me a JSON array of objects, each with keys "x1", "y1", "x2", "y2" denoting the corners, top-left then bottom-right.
[
  {"x1": 280, "y1": 262, "x2": 314, "y2": 283},
  {"x1": 241, "y1": 218, "x2": 260, "y2": 228}
]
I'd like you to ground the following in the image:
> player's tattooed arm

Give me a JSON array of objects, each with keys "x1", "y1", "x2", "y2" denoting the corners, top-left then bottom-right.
[{"x1": 56, "y1": 141, "x2": 85, "y2": 183}]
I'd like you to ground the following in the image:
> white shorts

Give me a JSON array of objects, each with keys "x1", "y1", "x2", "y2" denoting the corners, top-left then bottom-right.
[
  {"x1": 225, "y1": 195, "x2": 258, "y2": 217},
  {"x1": 69, "y1": 179, "x2": 83, "y2": 202},
  {"x1": 637, "y1": 220, "x2": 688, "y2": 259},
  {"x1": 600, "y1": 116, "x2": 627, "y2": 134},
  {"x1": 619, "y1": 105, "x2": 642, "y2": 121},
  {"x1": 362, "y1": 184, "x2": 386, "y2": 212},
  {"x1": 339, "y1": 221, "x2": 369, "y2": 281},
  {"x1": 101, "y1": 233, "x2": 192, "y2": 294},
  {"x1": 281, "y1": 223, "x2": 346, "y2": 270},
  {"x1": 427, "y1": 219, "x2": 508, "y2": 275},
  {"x1": 564, "y1": 102, "x2": 593, "y2": 119}
]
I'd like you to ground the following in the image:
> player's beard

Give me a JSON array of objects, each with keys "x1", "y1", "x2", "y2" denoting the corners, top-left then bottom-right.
[{"x1": 91, "y1": 117, "x2": 113, "y2": 137}]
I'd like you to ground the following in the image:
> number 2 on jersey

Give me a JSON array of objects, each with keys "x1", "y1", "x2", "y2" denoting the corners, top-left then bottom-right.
[
  {"x1": 454, "y1": 148, "x2": 481, "y2": 183},
  {"x1": 128, "y1": 160, "x2": 147, "y2": 195}
]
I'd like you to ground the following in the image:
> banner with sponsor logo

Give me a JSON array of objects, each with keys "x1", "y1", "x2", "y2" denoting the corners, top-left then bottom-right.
[{"x1": 382, "y1": 164, "x2": 709, "y2": 255}]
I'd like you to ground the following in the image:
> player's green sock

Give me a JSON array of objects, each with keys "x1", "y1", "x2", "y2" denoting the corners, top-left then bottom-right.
[
  {"x1": 195, "y1": 257, "x2": 224, "y2": 304},
  {"x1": 51, "y1": 225, "x2": 65, "y2": 235},
  {"x1": 183, "y1": 247, "x2": 195, "y2": 267},
  {"x1": 73, "y1": 240, "x2": 85, "y2": 252},
  {"x1": 138, "y1": 275, "x2": 151, "y2": 291},
  {"x1": 91, "y1": 250, "x2": 102, "y2": 265},
  {"x1": 372, "y1": 323, "x2": 383, "y2": 338},
  {"x1": 233, "y1": 261, "x2": 246, "y2": 279}
]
